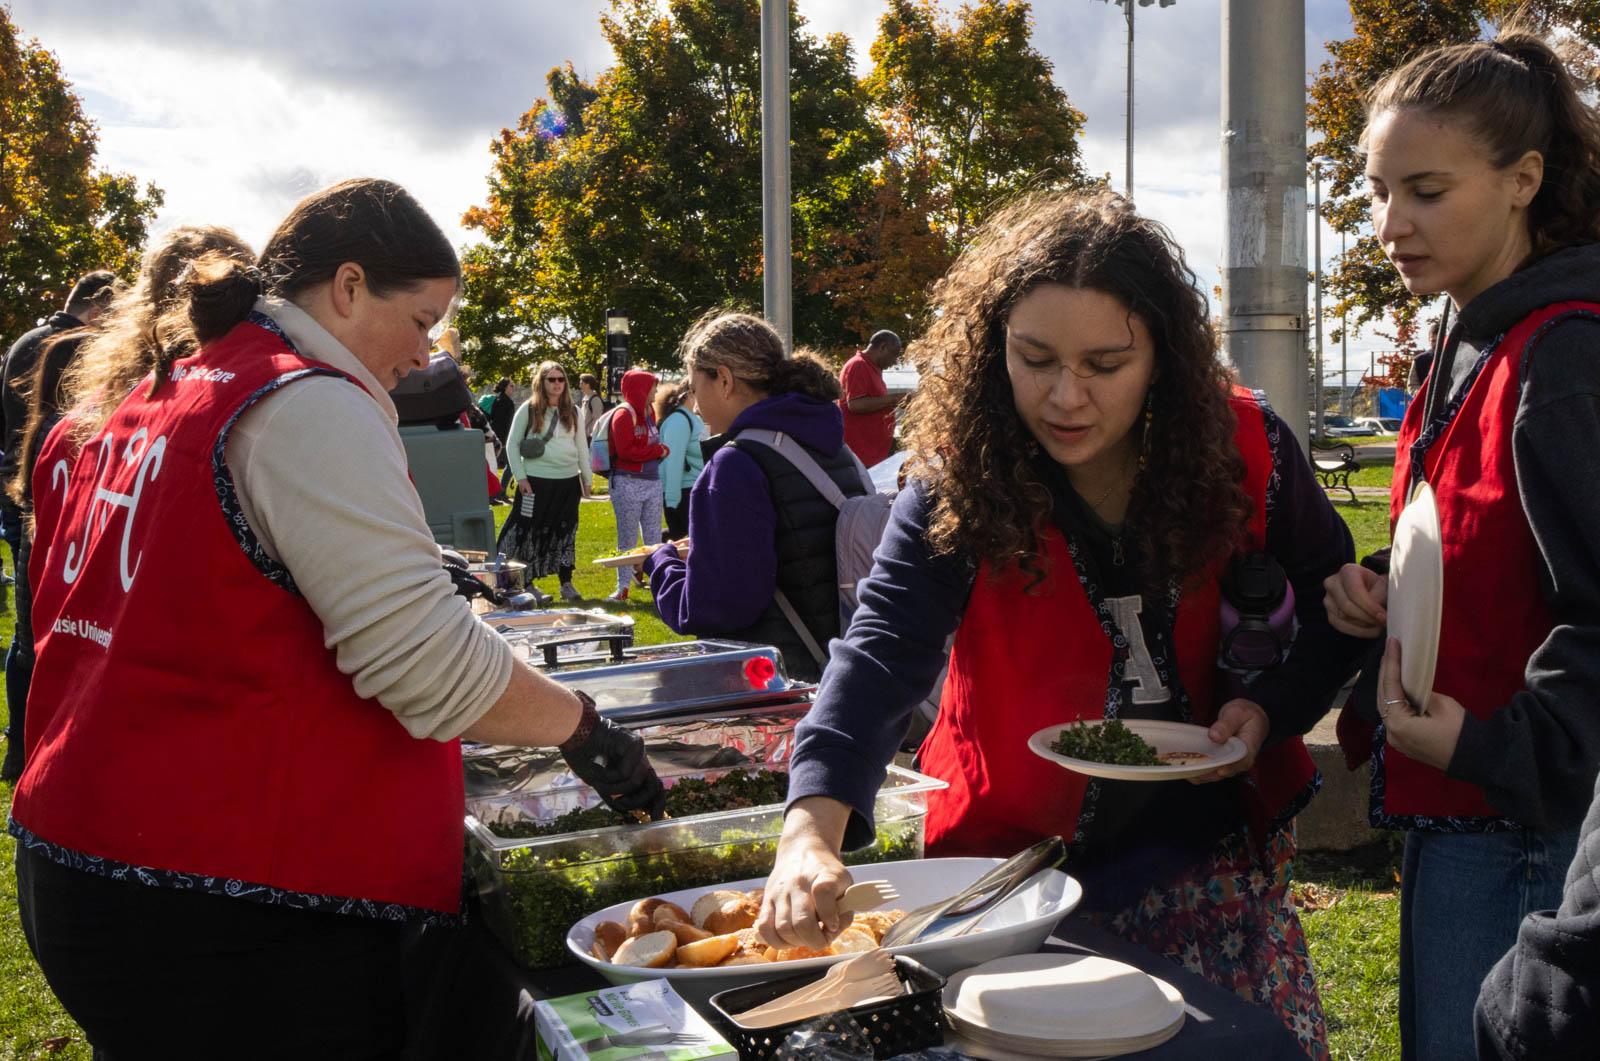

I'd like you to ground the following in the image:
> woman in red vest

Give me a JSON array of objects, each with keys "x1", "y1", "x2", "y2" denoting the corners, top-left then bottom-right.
[
  {"x1": 10, "y1": 179, "x2": 663, "y2": 1059},
  {"x1": 1322, "y1": 29, "x2": 1600, "y2": 1060},
  {"x1": 761, "y1": 190, "x2": 1364, "y2": 1058}
]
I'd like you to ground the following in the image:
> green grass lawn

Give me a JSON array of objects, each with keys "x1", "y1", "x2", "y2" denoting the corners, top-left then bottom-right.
[
  {"x1": 493, "y1": 494, "x2": 684, "y2": 647},
  {"x1": 1297, "y1": 847, "x2": 1404, "y2": 1060},
  {"x1": 1334, "y1": 499, "x2": 1394, "y2": 562},
  {"x1": 0, "y1": 498, "x2": 1399, "y2": 1058}
]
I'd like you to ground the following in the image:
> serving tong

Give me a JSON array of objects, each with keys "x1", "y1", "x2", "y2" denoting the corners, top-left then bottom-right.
[{"x1": 877, "y1": 835, "x2": 1066, "y2": 948}]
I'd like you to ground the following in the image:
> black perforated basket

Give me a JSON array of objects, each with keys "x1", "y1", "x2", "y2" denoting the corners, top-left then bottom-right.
[{"x1": 705, "y1": 955, "x2": 947, "y2": 1060}]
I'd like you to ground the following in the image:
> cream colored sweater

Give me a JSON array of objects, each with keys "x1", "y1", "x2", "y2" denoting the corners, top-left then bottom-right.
[{"x1": 223, "y1": 298, "x2": 514, "y2": 740}]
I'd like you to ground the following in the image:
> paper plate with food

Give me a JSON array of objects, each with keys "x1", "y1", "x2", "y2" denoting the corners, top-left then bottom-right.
[
  {"x1": 567, "y1": 857, "x2": 1080, "y2": 1003},
  {"x1": 592, "y1": 545, "x2": 657, "y2": 569},
  {"x1": 1028, "y1": 718, "x2": 1246, "y2": 782},
  {"x1": 592, "y1": 539, "x2": 690, "y2": 568}
]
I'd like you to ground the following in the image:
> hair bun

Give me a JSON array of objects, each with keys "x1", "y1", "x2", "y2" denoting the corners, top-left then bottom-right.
[{"x1": 183, "y1": 256, "x2": 262, "y2": 342}]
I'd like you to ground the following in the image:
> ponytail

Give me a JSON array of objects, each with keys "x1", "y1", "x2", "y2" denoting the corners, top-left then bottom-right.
[
  {"x1": 61, "y1": 225, "x2": 255, "y2": 439},
  {"x1": 1366, "y1": 26, "x2": 1600, "y2": 256},
  {"x1": 680, "y1": 310, "x2": 842, "y2": 402},
  {"x1": 184, "y1": 255, "x2": 264, "y2": 344},
  {"x1": 773, "y1": 350, "x2": 843, "y2": 402}
]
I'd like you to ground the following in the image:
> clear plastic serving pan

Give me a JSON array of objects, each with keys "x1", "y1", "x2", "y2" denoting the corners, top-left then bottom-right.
[{"x1": 464, "y1": 752, "x2": 940, "y2": 966}]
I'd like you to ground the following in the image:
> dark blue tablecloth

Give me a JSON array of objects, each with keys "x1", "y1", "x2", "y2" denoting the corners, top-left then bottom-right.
[{"x1": 402, "y1": 908, "x2": 1306, "y2": 1060}]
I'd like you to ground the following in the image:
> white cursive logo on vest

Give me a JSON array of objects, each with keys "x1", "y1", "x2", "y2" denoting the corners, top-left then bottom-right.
[{"x1": 55, "y1": 427, "x2": 167, "y2": 592}]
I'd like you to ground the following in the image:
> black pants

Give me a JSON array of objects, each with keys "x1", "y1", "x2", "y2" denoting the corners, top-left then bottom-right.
[
  {"x1": 2, "y1": 523, "x2": 32, "y2": 781},
  {"x1": 664, "y1": 499, "x2": 689, "y2": 541},
  {"x1": 16, "y1": 846, "x2": 413, "y2": 1061}
]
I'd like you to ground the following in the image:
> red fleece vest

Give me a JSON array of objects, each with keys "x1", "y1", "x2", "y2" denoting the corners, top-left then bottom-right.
[
  {"x1": 14, "y1": 318, "x2": 464, "y2": 916},
  {"x1": 916, "y1": 392, "x2": 1315, "y2": 856},
  {"x1": 1361, "y1": 301, "x2": 1598, "y2": 823}
]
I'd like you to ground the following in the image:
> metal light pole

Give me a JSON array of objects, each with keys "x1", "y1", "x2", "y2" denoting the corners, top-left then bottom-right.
[
  {"x1": 1310, "y1": 156, "x2": 1339, "y2": 435},
  {"x1": 1340, "y1": 228, "x2": 1348, "y2": 413},
  {"x1": 1220, "y1": 0, "x2": 1309, "y2": 449},
  {"x1": 1124, "y1": 1, "x2": 1134, "y2": 196},
  {"x1": 1311, "y1": 164, "x2": 1324, "y2": 441},
  {"x1": 1094, "y1": 0, "x2": 1176, "y2": 199},
  {"x1": 760, "y1": 0, "x2": 792, "y2": 355}
]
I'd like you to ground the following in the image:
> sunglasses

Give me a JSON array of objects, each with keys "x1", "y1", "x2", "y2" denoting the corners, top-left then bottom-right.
[{"x1": 544, "y1": 376, "x2": 567, "y2": 383}]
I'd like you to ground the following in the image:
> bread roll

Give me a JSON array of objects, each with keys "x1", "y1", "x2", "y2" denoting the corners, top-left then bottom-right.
[
  {"x1": 719, "y1": 952, "x2": 776, "y2": 966},
  {"x1": 704, "y1": 896, "x2": 760, "y2": 936},
  {"x1": 652, "y1": 902, "x2": 691, "y2": 927},
  {"x1": 660, "y1": 919, "x2": 713, "y2": 945},
  {"x1": 611, "y1": 930, "x2": 677, "y2": 968},
  {"x1": 590, "y1": 920, "x2": 627, "y2": 962},
  {"x1": 828, "y1": 927, "x2": 878, "y2": 954},
  {"x1": 674, "y1": 932, "x2": 742, "y2": 968},
  {"x1": 691, "y1": 890, "x2": 746, "y2": 929},
  {"x1": 766, "y1": 943, "x2": 833, "y2": 963}
]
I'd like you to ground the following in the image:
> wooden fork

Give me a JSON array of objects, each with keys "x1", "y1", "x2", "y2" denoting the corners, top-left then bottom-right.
[{"x1": 838, "y1": 880, "x2": 900, "y2": 915}]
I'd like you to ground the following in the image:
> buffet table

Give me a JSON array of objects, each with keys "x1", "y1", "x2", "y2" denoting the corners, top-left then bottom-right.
[{"x1": 401, "y1": 901, "x2": 1306, "y2": 1060}]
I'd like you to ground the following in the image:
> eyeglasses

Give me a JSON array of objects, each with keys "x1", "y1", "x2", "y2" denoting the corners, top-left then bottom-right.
[{"x1": 543, "y1": 376, "x2": 567, "y2": 383}]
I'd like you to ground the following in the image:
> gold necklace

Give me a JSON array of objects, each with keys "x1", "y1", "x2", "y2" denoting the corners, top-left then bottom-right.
[
  {"x1": 1090, "y1": 478, "x2": 1121, "y2": 511},
  {"x1": 1080, "y1": 454, "x2": 1137, "y2": 566}
]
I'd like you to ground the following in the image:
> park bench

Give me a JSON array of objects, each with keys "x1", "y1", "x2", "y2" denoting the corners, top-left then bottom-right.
[{"x1": 1311, "y1": 440, "x2": 1360, "y2": 502}]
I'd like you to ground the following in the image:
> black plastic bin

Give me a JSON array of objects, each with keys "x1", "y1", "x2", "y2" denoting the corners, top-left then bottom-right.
[{"x1": 705, "y1": 955, "x2": 946, "y2": 1060}]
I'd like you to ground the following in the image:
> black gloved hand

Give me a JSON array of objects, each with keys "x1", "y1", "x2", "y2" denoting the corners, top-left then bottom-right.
[
  {"x1": 440, "y1": 549, "x2": 504, "y2": 605},
  {"x1": 560, "y1": 692, "x2": 666, "y2": 818}
]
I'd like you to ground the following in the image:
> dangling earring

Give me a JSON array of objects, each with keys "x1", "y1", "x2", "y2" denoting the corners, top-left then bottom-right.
[{"x1": 1136, "y1": 390, "x2": 1154, "y2": 472}]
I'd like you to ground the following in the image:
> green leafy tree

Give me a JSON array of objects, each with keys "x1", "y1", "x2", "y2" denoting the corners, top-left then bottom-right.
[
  {"x1": 865, "y1": 0, "x2": 1092, "y2": 246},
  {"x1": 0, "y1": 8, "x2": 162, "y2": 343},
  {"x1": 1308, "y1": 0, "x2": 1597, "y2": 338},
  {"x1": 459, "y1": 0, "x2": 887, "y2": 379},
  {"x1": 459, "y1": 0, "x2": 1092, "y2": 378}
]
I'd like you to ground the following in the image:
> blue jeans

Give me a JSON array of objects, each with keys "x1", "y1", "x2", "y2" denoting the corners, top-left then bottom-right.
[{"x1": 1399, "y1": 824, "x2": 1579, "y2": 1060}]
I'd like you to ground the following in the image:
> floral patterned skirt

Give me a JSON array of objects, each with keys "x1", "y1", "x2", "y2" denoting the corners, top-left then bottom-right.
[
  {"x1": 495, "y1": 474, "x2": 580, "y2": 579},
  {"x1": 1084, "y1": 822, "x2": 1328, "y2": 1060}
]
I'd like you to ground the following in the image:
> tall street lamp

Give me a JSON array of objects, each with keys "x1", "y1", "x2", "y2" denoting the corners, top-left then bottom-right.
[
  {"x1": 1094, "y1": 0, "x2": 1176, "y2": 199},
  {"x1": 1310, "y1": 155, "x2": 1336, "y2": 438},
  {"x1": 760, "y1": 0, "x2": 792, "y2": 354},
  {"x1": 604, "y1": 308, "x2": 630, "y2": 404}
]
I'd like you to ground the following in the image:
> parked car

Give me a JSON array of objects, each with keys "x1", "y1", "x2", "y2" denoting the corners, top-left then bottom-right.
[
  {"x1": 1353, "y1": 417, "x2": 1401, "y2": 436},
  {"x1": 1318, "y1": 415, "x2": 1367, "y2": 439}
]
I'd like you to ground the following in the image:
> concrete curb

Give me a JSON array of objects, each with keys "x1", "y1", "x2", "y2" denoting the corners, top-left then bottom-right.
[{"x1": 1299, "y1": 713, "x2": 1381, "y2": 852}]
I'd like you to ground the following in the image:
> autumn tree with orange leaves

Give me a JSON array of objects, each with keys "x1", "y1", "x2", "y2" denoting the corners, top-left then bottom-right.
[
  {"x1": 1307, "y1": 0, "x2": 1599, "y2": 340},
  {"x1": 0, "y1": 9, "x2": 162, "y2": 343}
]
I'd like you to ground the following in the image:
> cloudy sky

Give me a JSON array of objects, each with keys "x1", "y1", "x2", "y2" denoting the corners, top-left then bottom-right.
[{"x1": 12, "y1": 0, "x2": 1384, "y2": 378}]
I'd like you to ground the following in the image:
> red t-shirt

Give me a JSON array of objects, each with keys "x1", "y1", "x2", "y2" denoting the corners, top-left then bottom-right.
[{"x1": 838, "y1": 352, "x2": 894, "y2": 466}]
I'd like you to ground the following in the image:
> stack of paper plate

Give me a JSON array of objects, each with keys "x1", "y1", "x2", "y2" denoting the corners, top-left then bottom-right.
[
  {"x1": 942, "y1": 953, "x2": 1185, "y2": 1058},
  {"x1": 1387, "y1": 481, "x2": 1444, "y2": 706}
]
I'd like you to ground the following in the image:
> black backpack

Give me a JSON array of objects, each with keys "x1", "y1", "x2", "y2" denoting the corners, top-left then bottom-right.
[{"x1": 389, "y1": 355, "x2": 475, "y2": 427}]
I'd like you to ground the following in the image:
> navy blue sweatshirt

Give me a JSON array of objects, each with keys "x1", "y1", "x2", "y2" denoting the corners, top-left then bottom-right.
[{"x1": 788, "y1": 404, "x2": 1365, "y2": 909}]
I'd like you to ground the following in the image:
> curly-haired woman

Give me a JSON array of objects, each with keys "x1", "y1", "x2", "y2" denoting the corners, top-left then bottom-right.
[{"x1": 759, "y1": 190, "x2": 1366, "y2": 1058}]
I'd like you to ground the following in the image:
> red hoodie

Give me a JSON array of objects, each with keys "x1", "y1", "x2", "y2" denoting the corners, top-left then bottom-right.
[{"x1": 610, "y1": 368, "x2": 668, "y2": 475}]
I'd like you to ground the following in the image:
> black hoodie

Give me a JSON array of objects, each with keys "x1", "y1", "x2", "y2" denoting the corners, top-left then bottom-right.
[{"x1": 1413, "y1": 243, "x2": 1600, "y2": 831}]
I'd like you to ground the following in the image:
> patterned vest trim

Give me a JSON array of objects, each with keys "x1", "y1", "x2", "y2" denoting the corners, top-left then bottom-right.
[
  {"x1": 913, "y1": 391, "x2": 1317, "y2": 858},
  {"x1": 12, "y1": 314, "x2": 465, "y2": 919},
  {"x1": 725, "y1": 437, "x2": 868, "y2": 682}
]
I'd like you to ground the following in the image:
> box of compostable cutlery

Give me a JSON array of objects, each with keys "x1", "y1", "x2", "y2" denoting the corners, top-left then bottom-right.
[{"x1": 534, "y1": 978, "x2": 735, "y2": 1060}]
